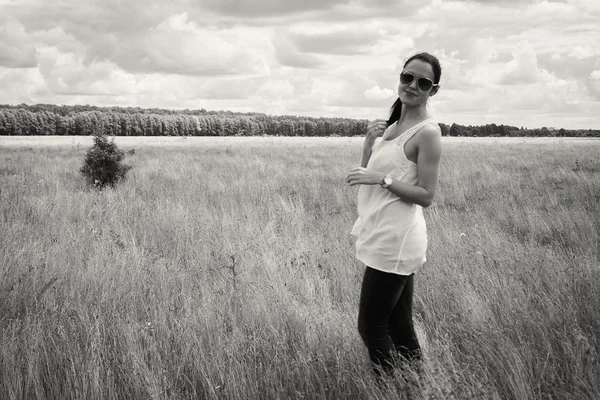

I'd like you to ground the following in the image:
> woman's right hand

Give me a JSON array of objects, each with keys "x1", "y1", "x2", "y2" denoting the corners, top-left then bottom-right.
[{"x1": 365, "y1": 119, "x2": 388, "y2": 143}]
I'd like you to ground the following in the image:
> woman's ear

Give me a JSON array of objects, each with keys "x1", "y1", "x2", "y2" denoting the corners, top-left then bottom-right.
[{"x1": 430, "y1": 85, "x2": 440, "y2": 97}]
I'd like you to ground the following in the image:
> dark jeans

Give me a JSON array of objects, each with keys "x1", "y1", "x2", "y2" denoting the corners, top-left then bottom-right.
[{"x1": 357, "y1": 266, "x2": 421, "y2": 377}]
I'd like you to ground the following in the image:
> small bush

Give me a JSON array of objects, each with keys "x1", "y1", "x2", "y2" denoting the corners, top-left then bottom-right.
[{"x1": 80, "y1": 134, "x2": 132, "y2": 189}]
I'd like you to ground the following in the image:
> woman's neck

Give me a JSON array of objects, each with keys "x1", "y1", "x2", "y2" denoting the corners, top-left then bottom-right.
[{"x1": 399, "y1": 103, "x2": 430, "y2": 125}]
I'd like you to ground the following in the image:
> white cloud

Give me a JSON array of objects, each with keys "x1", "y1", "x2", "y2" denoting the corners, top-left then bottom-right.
[
  {"x1": 0, "y1": 67, "x2": 45, "y2": 103},
  {"x1": 524, "y1": 0, "x2": 576, "y2": 18},
  {"x1": 0, "y1": 15, "x2": 37, "y2": 68},
  {"x1": 35, "y1": 47, "x2": 140, "y2": 97},
  {"x1": 110, "y1": 13, "x2": 270, "y2": 76},
  {"x1": 499, "y1": 41, "x2": 555, "y2": 85},
  {"x1": 0, "y1": 40, "x2": 37, "y2": 69},
  {"x1": 589, "y1": 70, "x2": 600, "y2": 99},
  {"x1": 285, "y1": 26, "x2": 385, "y2": 55},
  {"x1": 272, "y1": 33, "x2": 326, "y2": 69},
  {"x1": 198, "y1": 0, "x2": 346, "y2": 17},
  {"x1": 568, "y1": 45, "x2": 594, "y2": 60},
  {"x1": 257, "y1": 79, "x2": 295, "y2": 99},
  {"x1": 364, "y1": 85, "x2": 394, "y2": 100}
]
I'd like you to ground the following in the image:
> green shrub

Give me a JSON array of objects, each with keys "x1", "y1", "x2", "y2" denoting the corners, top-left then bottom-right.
[{"x1": 80, "y1": 134, "x2": 132, "y2": 189}]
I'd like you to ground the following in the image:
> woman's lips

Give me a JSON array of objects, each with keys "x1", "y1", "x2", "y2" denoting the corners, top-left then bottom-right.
[{"x1": 405, "y1": 91, "x2": 418, "y2": 97}]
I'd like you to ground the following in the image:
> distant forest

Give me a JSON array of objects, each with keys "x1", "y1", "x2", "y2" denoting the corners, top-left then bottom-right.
[{"x1": 0, "y1": 104, "x2": 598, "y2": 138}]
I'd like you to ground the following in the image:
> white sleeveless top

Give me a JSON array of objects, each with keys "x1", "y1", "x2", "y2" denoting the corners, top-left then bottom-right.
[{"x1": 350, "y1": 118, "x2": 440, "y2": 275}]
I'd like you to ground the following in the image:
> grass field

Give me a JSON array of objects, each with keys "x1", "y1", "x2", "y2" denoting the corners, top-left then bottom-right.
[{"x1": 1, "y1": 136, "x2": 599, "y2": 399}]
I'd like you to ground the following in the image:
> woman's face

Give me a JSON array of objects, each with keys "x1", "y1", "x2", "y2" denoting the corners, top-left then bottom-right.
[{"x1": 397, "y1": 59, "x2": 439, "y2": 106}]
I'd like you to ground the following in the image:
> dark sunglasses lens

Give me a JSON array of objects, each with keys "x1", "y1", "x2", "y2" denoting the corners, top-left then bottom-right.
[
  {"x1": 400, "y1": 73, "x2": 414, "y2": 85},
  {"x1": 418, "y1": 78, "x2": 433, "y2": 91},
  {"x1": 401, "y1": 72, "x2": 435, "y2": 91}
]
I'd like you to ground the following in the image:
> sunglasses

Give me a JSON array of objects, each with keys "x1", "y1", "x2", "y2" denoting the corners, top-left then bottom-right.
[{"x1": 399, "y1": 72, "x2": 439, "y2": 91}]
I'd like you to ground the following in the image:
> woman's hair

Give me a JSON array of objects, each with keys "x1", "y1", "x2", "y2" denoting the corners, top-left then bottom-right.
[{"x1": 387, "y1": 52, "x2": 442, "y2": 126}]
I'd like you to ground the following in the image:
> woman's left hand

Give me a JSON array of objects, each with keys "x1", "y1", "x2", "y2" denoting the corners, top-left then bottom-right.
[{"x1": 346, "y1": 168, "x2": 385, "y2": 186}]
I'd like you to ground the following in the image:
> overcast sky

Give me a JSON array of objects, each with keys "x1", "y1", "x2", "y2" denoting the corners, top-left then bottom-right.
[{"x1": 1, "y1": 0, "x2": 599, "y2": 129}]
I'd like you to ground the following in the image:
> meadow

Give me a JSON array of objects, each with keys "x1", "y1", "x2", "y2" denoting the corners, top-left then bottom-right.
[{"x1": 0, "y1": 136, "x2": 599, "y2": 399}]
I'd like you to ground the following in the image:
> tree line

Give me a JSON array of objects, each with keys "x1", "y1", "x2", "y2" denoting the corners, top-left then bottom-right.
[{"x1": 0, "y1": 104, "x2": 598, "y2": 138}]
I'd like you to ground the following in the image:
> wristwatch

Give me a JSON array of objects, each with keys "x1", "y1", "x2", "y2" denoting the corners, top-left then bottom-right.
[{"x1": 381, "y1": 174, "x2": 393, "y2": 188}]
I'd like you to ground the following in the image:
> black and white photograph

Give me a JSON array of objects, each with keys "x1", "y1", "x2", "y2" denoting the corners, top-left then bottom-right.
[{"x1": 1, "y1": 0, "x2": 599, "y2": 399}]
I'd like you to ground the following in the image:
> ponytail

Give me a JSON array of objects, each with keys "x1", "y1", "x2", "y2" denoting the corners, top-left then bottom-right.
[{"x1": 387, "y1": 98, "x2": 402, "y2": 127}]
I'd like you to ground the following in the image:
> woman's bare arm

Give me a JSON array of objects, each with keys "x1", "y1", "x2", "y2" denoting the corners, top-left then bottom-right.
[{"x1": 384, "y1": 126, "x2": 442, "y2": 207}]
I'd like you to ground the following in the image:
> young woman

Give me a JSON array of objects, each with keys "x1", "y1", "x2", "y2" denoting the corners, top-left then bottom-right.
[{"x1": 347, "y1": 52, "x2": 442, "y2": 378}]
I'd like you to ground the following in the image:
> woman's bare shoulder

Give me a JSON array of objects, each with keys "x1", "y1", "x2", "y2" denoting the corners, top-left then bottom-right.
[{"x1": 418, "y1": 123, "x2": 442, "y2": 141}]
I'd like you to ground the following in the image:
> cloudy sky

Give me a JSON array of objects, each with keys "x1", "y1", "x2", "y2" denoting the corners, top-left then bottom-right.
[{"x1": 1, "y1": 0, "x2": 599, "y2": 129}]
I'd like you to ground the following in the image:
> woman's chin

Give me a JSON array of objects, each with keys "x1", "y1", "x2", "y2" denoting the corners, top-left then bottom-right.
[{"x1": 399, "y1": 93, "x2": 419, "y2": 105}]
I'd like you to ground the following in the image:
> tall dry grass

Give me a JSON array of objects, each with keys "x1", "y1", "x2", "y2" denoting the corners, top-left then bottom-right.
[{"x1": 0, "y1": 137, "x2": 599, "y2": 399}]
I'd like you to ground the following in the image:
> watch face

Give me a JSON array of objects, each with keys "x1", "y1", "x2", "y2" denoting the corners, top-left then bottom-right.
[{"x1": 384, "y1": 176, "x2": 392, "y2": 185}]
